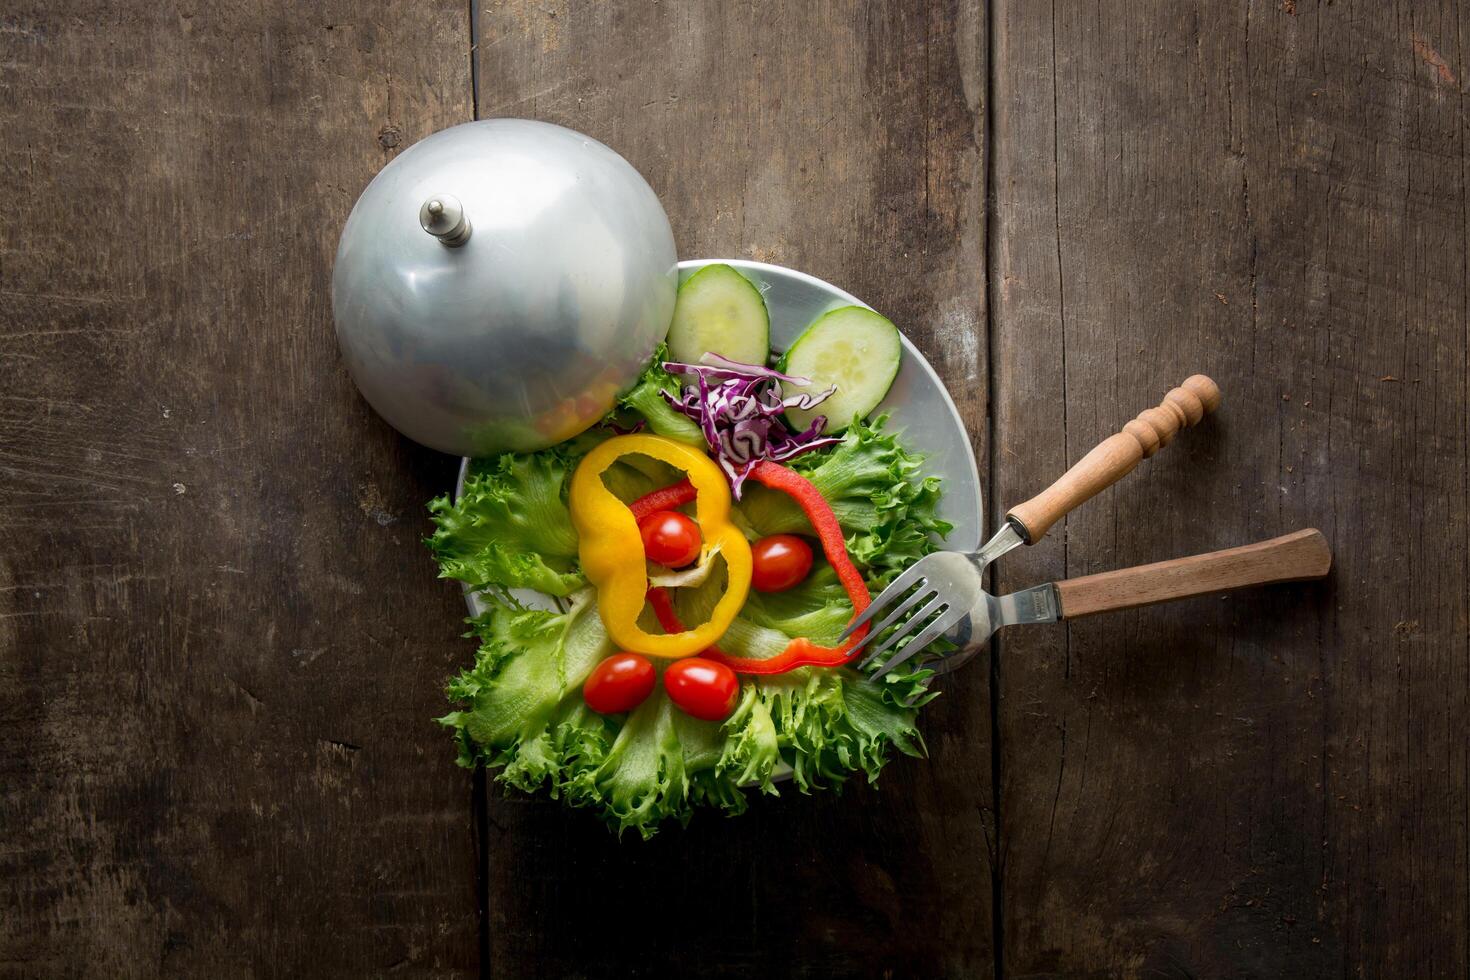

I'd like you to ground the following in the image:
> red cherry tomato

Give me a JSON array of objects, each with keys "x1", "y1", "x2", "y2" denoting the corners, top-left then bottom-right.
[
  {"x1": 638, "y1": 509, "x2": 702, "y2": 568},
  {"x1": 750, "y1": 534, "x2": 814, "y2": 592},
  {"x1": 583, "y1": 653, "x2": 657, "y2": 714},
  {"x1": 663, "y1": 657, "x2": 740, "y2": 721}
]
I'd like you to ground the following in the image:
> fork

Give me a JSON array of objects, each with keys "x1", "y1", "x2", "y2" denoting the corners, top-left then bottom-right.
[
  {"x1": 840, "y1": 374, "x2": 1221, "y2": 668},
  {"x1": 856, "y1": 529, "x2": 1333, "y2": 673}
]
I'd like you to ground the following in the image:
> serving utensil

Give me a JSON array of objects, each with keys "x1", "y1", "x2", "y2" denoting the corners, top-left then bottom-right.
[
  {"x1": 859, "y1": 529, "x2": 1332, "y2": 673},
  {"x1": 841, "y1": 374, "x2": 1221, "y2": 657}
]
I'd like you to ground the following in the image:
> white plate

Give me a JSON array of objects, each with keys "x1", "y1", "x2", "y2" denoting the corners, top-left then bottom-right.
[{"x1": 456, "y1": 259, "x2": 984, "y2": 618}]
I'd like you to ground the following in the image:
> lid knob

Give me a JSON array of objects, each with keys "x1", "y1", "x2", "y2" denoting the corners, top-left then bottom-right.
[{"x1": 418, "y1": 194, "x2": 472, "y2": 247}]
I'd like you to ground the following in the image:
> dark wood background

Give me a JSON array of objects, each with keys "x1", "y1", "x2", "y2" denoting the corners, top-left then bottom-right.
[{"x1": 2, "y1": 1, "x2": 1465, "y2": 977}]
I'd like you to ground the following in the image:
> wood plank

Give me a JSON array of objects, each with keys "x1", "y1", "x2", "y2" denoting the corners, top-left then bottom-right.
[
  {"x1": 475, "y1": 3, "x2": 992, "y2": 976},
  {"x1": 0, "y1": 2, "x2": 479, "y2": 975},
  {"x1": 990, "y1": 0, "x2": 1470, "y2": 975}
]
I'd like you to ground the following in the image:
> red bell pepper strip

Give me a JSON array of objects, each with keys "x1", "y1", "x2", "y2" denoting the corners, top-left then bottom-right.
[
  {"x1": 644, "y1": 460, "x2": 872, "y2": 675},
  {"x1": 628, "y1": 477, "x2": 697, "y2": 522},
  {"x1": 748, "y1": 461, "x2": 869, "y2": 619},
  {"x1": 647, "y1": 585, "x2": 691, "y2": 636}
]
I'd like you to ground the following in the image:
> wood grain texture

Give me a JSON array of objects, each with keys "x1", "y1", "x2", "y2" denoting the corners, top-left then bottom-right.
[
  {"x1": 0, "y1": 2, "x2": 478, "y2": 975},
  {"x1": 7, "y1": 1, "x2": 1468, "y2": 975},
  {"x1": 475, "y1": 2, "x2": 992, "y2": 976},
  {"x1": 1055, "y1": 529, "x2": 1332, "y2": 619},
  {"x1": 991, "y1": 1, "x2": 1470, "y2": 976}
]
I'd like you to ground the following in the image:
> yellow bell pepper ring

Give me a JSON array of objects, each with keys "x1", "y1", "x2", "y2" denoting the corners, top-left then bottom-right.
[{"x1": 568, "y1": 434, "x2": 753, "y2": 658}]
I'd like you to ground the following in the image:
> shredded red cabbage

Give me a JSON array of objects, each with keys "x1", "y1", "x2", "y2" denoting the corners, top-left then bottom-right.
[{"x1": 662, "y1": 353, "x2": 842, "y2": 497}]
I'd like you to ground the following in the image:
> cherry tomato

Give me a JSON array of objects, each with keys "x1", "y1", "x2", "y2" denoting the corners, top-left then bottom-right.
[
  {"x1": 583, "y1": 653, "x2": 657, "y2": 714},
  {"x1": 638, "y1": 509, "x2": 702, "y2": 568},
  {"x1": 663, "y1": 657, "x2": 740, "y2": 721},
  {"x1": 750, "y1": 534, "x2": 814, "y2": 592}
]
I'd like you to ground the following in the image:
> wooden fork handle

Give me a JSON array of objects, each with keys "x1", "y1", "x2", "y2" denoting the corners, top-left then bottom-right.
[
  {"x1": 1006, "y1": 375, "x2": 1221, "y2": 543},
  {"x1": 1054, "y1": 529, "x2": 1332, "y2": 619}
]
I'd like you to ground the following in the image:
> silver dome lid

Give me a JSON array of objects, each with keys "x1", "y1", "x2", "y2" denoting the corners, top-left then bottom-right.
[{"x1": 332, "y1": 119, "x2": 677, "y2": 456}]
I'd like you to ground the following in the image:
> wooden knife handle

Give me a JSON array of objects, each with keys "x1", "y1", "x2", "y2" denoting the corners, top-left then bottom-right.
[
  {"x1": 1053, "y1": 529, "x2": 1332, "y2": 619},
  {"x1": 1007, "y1": 375, "x2": 1221, "y2": 543}
]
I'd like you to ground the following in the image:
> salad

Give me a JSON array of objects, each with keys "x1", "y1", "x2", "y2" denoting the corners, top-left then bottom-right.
[{"x1": 427, "y1": 264, "x2": 953, "y2": 838}]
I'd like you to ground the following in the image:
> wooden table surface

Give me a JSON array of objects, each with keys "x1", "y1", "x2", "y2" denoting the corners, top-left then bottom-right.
[{"x1": 4, "y1": 2, "x2": 1467, "y2": 977}]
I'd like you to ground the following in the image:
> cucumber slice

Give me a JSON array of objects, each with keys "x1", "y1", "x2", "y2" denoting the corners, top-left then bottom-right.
[
  {"x1": 778, "y1": 306, "x2": 902, "y2": 433},
  {"x1": 667, "y1": 264, "x2": 770, "y2": 366}
]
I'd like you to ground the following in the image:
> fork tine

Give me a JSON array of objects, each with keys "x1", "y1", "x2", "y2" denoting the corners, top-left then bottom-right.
[
  {"x1": 859, "y1": 594, "x2": 946, "y2": 668},
  {"x1": 870, "y1": 605, "x2": 964, "y2": 676},
  {"x1": 837, "y1": 558, "x2": 933, "y2": 641},
  {"x1": 847, "y1": 585, "x2": 937, "y2": 654}
]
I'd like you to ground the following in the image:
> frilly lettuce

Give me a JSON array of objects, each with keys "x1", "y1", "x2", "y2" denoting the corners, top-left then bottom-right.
[
  {"x1": 439, "y1": 590, "x2": 613, "y2": 788},
  {"x1": 431, "y1": 411, "x2": 947, "y2": 838},
  {"x1": 441, "y1": 588, "x2": 934, "y2": 838},
  {"x1": 427, "y1": 448, "x2": 588, "y2": 597}
]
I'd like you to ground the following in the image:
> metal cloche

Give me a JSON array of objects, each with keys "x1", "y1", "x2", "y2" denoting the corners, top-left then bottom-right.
[{"x1": 332, "y1": 119, "x2": 677, "y2": 456}]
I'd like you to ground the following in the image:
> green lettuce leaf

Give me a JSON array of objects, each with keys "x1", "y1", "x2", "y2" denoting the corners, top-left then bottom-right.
[
  {"x1": 426, "y1": 445, "x2": 591, "y2": 596},
  {"x1": 439, "y1": 591, "x2": 615, "y2": 791},
  {"x1": 566, "y1": 692, "x2": 690, "y2": 836},
  {"x1": 748, "y1": 664, "x2": 933, "y2": 792},
  {"x1": 617, "y1": 349, "x2": 704, "y2": 445},
  {"x1": 738, "y1": 565, "x2": 850, "y2": 644},
  {"x1": 715, "y1": 685, "x2": 781, "y2": 793}
]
